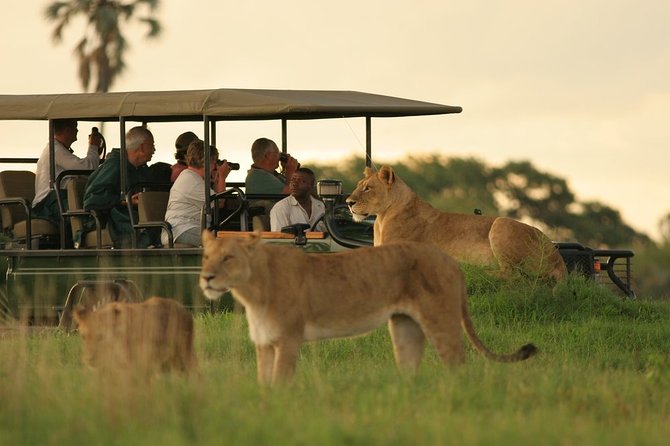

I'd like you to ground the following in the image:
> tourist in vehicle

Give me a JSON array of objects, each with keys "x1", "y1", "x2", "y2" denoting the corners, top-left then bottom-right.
[
  {"x1": 270, "y1": 167, "x2": 325, "y2": 232},
  {"x1": 32, "y1": 118, "x2": 102, "y2": 225},
  {"x1": 170, "y1": 131, "x2": 199, "y2": 182},
  {"x1": 83, "y1": 126, "x2": 158, "y2": 248},
  {"x1": 245, "y1": 137, "x2": 299, "y2": 194},
  {"x1": 163, "y1": 140, "x2": 231, "y2": 247}
]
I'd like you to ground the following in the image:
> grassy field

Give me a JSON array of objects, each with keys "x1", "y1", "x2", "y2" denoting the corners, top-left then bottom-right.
[{"x1": 1, "y1": 272, "x2": 669, "y2": 446}]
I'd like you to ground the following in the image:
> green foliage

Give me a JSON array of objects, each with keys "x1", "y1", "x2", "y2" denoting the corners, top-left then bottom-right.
[{"x1": 633, "y1": 241, "x2": 670, "y2": 299}]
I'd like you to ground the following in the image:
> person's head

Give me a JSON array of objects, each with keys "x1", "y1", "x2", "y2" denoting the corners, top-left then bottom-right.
[
  {"x1": 250, "y1": 137, "x2": 280, "y2": 169},
  {"x1": 186, "y1": 139, "x2": 219, "y2": 170},
  {"x1": 289, "y1": 167, "x2": 316, "y2": 199},
  {"x1": 126, "y1": 126, "x2": 155, "y2": 167},
  {"x1": 53, "y1": 118, "x2": 78, "y2": 147},
  {"x1": 175, "y1": 131, "x2": 198, "y2": 162}
]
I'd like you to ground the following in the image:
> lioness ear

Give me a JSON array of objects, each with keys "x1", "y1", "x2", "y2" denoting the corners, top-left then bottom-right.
[
  {"x1": 364, "y1": 167, "x2": 373, "y2": 178},
  {"x1": 202, "y1": 229, "x2": 216, "y2": 245},
  {"x1": 378, "y1": 166, "x2": 395, "y2": 185}
]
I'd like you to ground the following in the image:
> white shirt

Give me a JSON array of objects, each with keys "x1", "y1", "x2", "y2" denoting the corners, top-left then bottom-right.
[
  {"x1": 270, "y1": 195, "x2": 326, "y2": 232},
  {"x1": 163, "y1": 169, "x2": 213, "y2": 244},
  {"x1": 33, "y1": 139, "x2": 100, "y2": 206}
]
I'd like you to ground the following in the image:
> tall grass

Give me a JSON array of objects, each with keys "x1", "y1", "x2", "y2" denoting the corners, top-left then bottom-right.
[{"x1": 1, "y1": 273, "x2": 669, "y2": 445}]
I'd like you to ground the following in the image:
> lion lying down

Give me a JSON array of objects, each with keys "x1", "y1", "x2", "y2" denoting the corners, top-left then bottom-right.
[
  {"x1": 74, "y1": 297, "x2": 196, "y2": 374},
  {"x1": 200, "y1": 231, "x2": 536, "y2": 385},
  {"x1": 346, "y1": 166, "x2": 568, "y2": 282}
]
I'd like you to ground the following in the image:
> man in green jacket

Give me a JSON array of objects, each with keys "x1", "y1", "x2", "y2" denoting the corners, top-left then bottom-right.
[{"x1": 83, "y1": 126, "x2": 157, "y2": 248}]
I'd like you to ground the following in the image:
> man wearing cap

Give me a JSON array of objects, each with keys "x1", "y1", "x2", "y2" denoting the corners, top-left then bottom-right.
[{"x1": 171, "y1": 131, "x2": 198, "y2": 182}]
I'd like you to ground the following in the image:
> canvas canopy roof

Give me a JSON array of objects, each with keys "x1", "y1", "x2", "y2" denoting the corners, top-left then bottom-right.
[{"x1": 0, "y1": 89, "x2": 462, "y2": 122}]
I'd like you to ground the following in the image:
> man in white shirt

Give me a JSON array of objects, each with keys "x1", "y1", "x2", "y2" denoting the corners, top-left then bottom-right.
[
  {"x1": 270, "y1": 167, "x2": 326, "y2": 232},
  {"x1": 33, "y1": 119, "x2": 102, "y2": 225}
]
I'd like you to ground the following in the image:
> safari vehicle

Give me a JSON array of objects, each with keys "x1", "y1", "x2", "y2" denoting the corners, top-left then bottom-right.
[{"x1": 0, "y1": 89, "x2": 634, "y2": 326}]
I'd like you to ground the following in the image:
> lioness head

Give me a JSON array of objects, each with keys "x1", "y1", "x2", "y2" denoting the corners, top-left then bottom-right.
[
  {"x1": 346, "y1": 166, "x2": 403, "y2": 222},
  {"x1": 200, "y1": 230, "x2": 260, "y2": 300},
  {"x1": 74, "y1": 297, "x2": 195, "y2": 373},
  {"x1": 74, "y1": 303, "x2": 128, "y2": 369}
]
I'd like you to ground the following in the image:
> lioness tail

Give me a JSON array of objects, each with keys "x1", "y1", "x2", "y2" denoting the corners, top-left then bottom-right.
[{"x1": 459, "y1": 279, "x2": 538, "y2": 362}]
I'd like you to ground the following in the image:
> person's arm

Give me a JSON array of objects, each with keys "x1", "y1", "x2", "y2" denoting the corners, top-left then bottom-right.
[
  {"x1": 278, "y1": 156, "x2": 299, "y2": 194},
  {"x1": 213, "y1": 162, "x2": 231, "y2": 194},
  {"x1": 55, "y1": 142, "x2": 100, "y2": 171},
  {"x1": 83, "y1": 165, "x2": 120, "y2": 210}
]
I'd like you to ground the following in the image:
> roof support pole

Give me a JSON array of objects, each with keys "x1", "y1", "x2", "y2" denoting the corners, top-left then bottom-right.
[
  {"x1": 281, "y1": 119, "x2": 288, "y2": 154},
  {"x1": 203, "y1": 115, "x2": 212, "y2": 223},
  {"x1": 48, "y1": 120, "x2": 55, "y2": 190},
  {"x1": 366, "y1": 117, "x2": 372, "y2": 168},
  {"x1": 119, "y1": 118, "x2": 127, "y2": 195},
  {"x1": 210, "y1": 119, "x2": 217, "y2": 147}
]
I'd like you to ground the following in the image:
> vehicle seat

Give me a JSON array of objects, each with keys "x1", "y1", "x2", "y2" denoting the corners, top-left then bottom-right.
[
  {"x1": 0, "y1": 170, "x2": 59, "y2": 249},
  {"x1": 137, "y1": 190, "x2": 191, "y2": 248},
  {"x1": 65, "y1": 175, "x2": 113, "y2": 248},
  {"x1": 248, "y1": 199, "x2": 276, "y2": 232}
]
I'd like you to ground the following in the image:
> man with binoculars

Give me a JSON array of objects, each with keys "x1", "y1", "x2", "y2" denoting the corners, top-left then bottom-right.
[{"x1": 245, "y1": 137, "x2": 299, "y2": 194}]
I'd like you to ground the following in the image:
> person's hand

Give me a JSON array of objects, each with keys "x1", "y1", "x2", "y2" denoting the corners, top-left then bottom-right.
[
  {"x1": 216, "y1": 161, "x2": 232, "y2": 180},
  {"x1": 130, "y1": 193, "x2": 140, "y2": 206},
  {"x1": 282, "y1": 155, "x2": 299, "y2": 176},
  {"x1": 89, "y1": 131, "x2": 102, "y2": 148}
]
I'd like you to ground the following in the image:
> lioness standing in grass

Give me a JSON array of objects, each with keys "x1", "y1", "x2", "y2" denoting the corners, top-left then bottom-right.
[
  {"x1": 74, "y1": 297, "x2": 196, "y2": 374},
  {"x1": 200, "y1": 231, "x2": 536, "y2": 385},
  {"x1": 346, "y1": 166, "x2": 567, "y2": 282}
]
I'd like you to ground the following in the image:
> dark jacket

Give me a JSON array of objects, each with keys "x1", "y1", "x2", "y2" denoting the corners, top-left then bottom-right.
[{"x1": 83, "y1": 149, "x2": 154, "y2": 248}]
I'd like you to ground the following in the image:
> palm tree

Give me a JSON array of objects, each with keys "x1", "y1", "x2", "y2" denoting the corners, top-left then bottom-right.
[{"x1": 45, "y1": 0, "x2": 161, "y2": 93}]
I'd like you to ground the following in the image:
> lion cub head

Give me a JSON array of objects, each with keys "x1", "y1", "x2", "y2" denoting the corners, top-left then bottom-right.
[
  {"x1": 200, "y1": 231, "x2": 261, "y2": 300},
  {"x1": 346, "y1": 166, "x2": 406, "y2": 221},
  {"x1": 74, "y1": 297, "x2": 195, "y2": 374}
]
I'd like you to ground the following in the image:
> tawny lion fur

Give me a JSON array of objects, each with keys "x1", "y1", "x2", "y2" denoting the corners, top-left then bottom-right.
[
  {"x1": 199, "y1": 231, "x2": 536, "y2": 385},
  {"x1": 346, "y1": 166, "x2": 567, "y2": 281},
  {"x1": 74, "y1": 297, "x2": 196, "y2": 373}
]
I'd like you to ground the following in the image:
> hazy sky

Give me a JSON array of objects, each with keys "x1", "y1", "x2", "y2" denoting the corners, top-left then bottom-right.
[{"x1": 2, "y1": 1, "x2": 668, "y2": 241}]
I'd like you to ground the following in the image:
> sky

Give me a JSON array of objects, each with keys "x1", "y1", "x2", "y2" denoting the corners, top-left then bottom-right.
[{"x1": 1, "y1": 0, "x2": 668, "y2": 242}]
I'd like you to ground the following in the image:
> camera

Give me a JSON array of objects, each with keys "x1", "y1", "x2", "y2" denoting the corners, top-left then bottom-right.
[
  {"x1": 217, "y1": 159, "x2": 240, "y2": 170},
  {"x1": 279, "y1": 152, "x2": 289, "y2": 163}
]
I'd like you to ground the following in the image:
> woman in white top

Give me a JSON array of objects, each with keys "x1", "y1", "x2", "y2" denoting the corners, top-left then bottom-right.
[{"x1": 162, "y1": 139, "x2": 231, "y2": 247}]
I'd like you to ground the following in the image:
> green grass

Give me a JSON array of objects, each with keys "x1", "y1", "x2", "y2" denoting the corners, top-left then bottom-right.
[{"x1": 1, "y1": 274, "x2": 669, "y2": 445}]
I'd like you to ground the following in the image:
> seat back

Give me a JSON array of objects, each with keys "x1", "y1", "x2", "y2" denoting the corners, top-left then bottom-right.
[
  {"x1": 248, "y1": 198, "x2": 277, "y2": 232},
  {"x1": 0, "y1": 171, "x2": 36, "y2": 230},
  {"x1": 66, "y1": 176, "x2": 88, "y2": 238},
  {"x1": 137, "y1": 190, "x2": 179, "y2": 247},
  {"x1": 65, "y1": 175, "x2": 112, "y2": 248},
  {"x1": 138, "y1": 191, "x2": 169, "y2": 222}
]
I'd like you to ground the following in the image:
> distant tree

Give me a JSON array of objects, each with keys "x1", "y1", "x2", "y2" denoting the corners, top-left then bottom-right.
[
  {"x1": 570, "y1": 201, "x2": 649, "y2": 247},
  {"x1": 45, "y1": 0, "x2": 161, "y2": 92},
  {"x1": 490, "y1": 160, "x2": 575, "y2": 228},
  {"x1": 311, "y1": 156, "x2": 367, "y2": 194},
  {"x1": 397, "y1": 155, "x2": 497, "y2": 215},
  {"x1": 659, "y1": 212, "x2": 670, "y2": 244}
]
